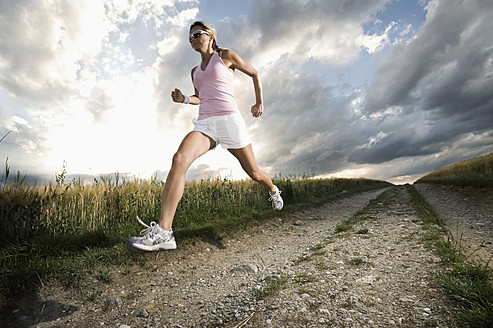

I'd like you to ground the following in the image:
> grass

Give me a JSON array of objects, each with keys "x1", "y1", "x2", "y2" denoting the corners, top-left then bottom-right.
[
  {"x1": 0, "y1": 174, "x2": 391, "y2": 307},
  {"x1": 253, "y1": 275, "x2": 289, "y2": 300},
  {"x1": 347, "y1": 257, "x2": 366, "y2": 266},
  {"x1": 406, "y1": 184, "x2": 493, "y2": 328},
  {"x1": 415, "y1": 152, "x2": 493, "y2": 187},
  {"x1": 294, "y1": 273, "x2": 316, "y2": 284}
]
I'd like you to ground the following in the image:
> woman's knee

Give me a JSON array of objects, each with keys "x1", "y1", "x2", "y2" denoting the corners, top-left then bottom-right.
[
  {"x1": 171, "y1": 151, "x2": 191, "y2": 170},
  {"x1": 249, "y1": 170, "x2": 263, "y2": 182}
]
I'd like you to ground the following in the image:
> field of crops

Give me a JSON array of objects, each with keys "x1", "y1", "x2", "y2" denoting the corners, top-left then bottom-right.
[
  {"x1": 0, "y1": 176, "x2": 391, "y2": 243},
  {"x1": 415, "y1": 152, "x2": 493, "y2": 187}
]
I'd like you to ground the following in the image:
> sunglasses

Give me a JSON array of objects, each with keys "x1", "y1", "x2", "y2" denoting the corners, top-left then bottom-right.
[{"x1": 189, "y1": 30, "x2": 209, "y2": 41}]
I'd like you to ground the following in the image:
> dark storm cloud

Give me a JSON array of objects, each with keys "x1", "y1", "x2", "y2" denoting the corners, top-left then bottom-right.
[
  {"x1": 366, "y1": 0, "x2": 493, "y2": 116},
  {"x1": 246, "y1": 62, "x2": 363, "y2": 176},
  {"x1": 349, "y1": 131, "x2": 443, "y2": 164},
  {"x1": 358, "y1": 0, "x2": 493, "y2": 164}
]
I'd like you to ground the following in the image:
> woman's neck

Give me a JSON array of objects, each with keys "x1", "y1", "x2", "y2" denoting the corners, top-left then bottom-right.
[{"x1": 200, "y1": 48, "x2": 214, "y2": 61}]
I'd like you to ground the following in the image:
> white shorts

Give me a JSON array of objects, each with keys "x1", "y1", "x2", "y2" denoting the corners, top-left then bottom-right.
[{"x1": 193, "y1": 113, "x2": 251, "y2": 149}]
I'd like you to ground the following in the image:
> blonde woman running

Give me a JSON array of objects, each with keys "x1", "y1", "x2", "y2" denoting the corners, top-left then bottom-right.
[{"x1": 128, "y1": 21, "x2": 283, "y2": 252}]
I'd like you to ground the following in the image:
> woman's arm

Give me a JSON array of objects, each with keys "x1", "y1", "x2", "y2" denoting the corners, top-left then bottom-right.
[
  {"x1": 222, "y1": 49, "x2": 263, "y2": 117},
  {"x1": 170, "y1": 67, "x2": 200, "y2": 105}
]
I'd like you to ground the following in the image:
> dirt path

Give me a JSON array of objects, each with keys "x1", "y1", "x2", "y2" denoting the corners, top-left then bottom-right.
[
  {"x1": 414, "y1": 183, "x2": 493, "y2": 266},
  {"x1": 5, "y1": 185, "x2": 472, "y2": 327}
]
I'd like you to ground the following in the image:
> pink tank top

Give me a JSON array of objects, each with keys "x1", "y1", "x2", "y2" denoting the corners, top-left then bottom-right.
[{"x1": 193, "y1": 52, "x2": 239, "y2": 120}]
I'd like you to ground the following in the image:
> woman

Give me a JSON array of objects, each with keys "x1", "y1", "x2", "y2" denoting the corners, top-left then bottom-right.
[{"x1": 128, "y1": 21, "x2": 283, "y2": 252}]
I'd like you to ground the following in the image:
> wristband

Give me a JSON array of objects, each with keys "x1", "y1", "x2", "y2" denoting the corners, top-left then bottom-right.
[{"x1": 183, "y1": 95, "x2": 190, "y2": 104}]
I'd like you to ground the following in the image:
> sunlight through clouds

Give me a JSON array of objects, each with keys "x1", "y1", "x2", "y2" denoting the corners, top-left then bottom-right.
[{"x1": 0, "y1": 0, "x2": 202, "y2": 180}]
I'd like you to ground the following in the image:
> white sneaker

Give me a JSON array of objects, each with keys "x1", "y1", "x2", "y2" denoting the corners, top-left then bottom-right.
[
  {"x1": 127, "y1": 216, "x2": 177, "y2": 252},
  {"x1": 269, "y1": 186, "x2": 284, "y2": 211}
]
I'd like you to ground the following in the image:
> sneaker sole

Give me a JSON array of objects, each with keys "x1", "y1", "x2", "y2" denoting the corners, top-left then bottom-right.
[
  {"x1": 130, "y1": 241, "x2": 177, "y2": 252},
  {"x1": 126, "y1": 239, "x2": 148, "y2": 253},
  {"x1": 272, "y1": 202, "x2": 284, "y2": 211}
]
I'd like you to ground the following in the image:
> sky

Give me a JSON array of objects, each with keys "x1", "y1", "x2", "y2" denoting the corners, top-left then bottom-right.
[{"x1": 1, "y1": 0, "x2": 492, "y2": 185}]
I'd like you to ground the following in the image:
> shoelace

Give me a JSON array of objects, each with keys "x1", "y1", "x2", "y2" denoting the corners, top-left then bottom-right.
[
  {"x1": 136, "y1": 216, "x2": 159, "y2": 238},
  {"x1": 269, "y1": 190, "x2": 282, "y2": 202}
]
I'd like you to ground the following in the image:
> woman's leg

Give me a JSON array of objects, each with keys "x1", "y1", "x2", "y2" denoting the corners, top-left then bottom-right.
[
  {"x1": 159, "y1": 131, "x2": 215, "y2": 230},
  {"x1": 228, "y1": 144, "x2": 276, "y2": 192}
]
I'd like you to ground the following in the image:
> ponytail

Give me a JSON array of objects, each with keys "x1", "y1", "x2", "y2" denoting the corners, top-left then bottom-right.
[{"x1": 212, "y1": 39, "x2": 219, "y2": 52}]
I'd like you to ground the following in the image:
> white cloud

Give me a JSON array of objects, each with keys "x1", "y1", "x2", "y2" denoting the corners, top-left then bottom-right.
[
  {"x1": 155, "y1": 35, "x2": 181, "y2": 56},
  {"x1": 167, "y1": 7, "x2": 199, "y2": 26},
  {"x1": 359, "y1": 21, "x2": 396, "y2": 53},
  {"x1": 0, "y1": 1, "x2": 107, "y2": 100},
  {"x1": 6, "y1": 116, "x2": 29, "y2": 132},
  {"x1": 243, "y1": 0, "x2": 391, "y2": 67}
]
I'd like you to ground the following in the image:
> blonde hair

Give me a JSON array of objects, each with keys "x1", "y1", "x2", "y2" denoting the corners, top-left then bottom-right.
[{"x1": 190, "y1": 21, "x2": 220, "y2": 51}]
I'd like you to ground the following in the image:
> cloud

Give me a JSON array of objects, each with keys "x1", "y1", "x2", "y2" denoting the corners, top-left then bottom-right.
[
  {"x1": 0, "y1": 1, "x2": 106, "y2": 101},
  {"x1": 211, "y1": 0, "x2": 392, "y2": 67},
  {"x1": 152, "y1": 163, "x2": 235, "y2": 182},
  {"x1": 2, "y1": 0, "x2": 492, "y2": 185},
  {"x1": 243, "y1": 62, "x2": 362, "y2": 176},
  {"x1": 167, "y1": 1, "x2": 408, "y2": 178},
  {"x1": 0, "y1": 115, "x2": 50, "y2": 174},
  {"x1": 185, "y1": 164, "x2": 230, "y2": 181},
  {"x1": 358, "y1": 21, "x2": 396, "y2": 53},
  {"x1": 364, "y1": 0, "x2": 493, "y2": 119},
  {"x1": 355, "y1": 0, "x2": 493, "y2": 165},
  {"x1": 218, "y1": 0, "x2": 492, "y2": 181},
  {"x1": 0, "y1": 0, "x2": 202, "y2": 176}
]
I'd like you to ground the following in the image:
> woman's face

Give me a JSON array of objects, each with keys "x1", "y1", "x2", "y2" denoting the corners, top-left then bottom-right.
[{"x1": 189, "y1": 26, "x2": 213, "y2": 52}]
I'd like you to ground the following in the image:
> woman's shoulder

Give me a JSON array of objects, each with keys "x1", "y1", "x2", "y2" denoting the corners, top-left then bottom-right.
[
  {"x1": 218, "y1": 48, "x2": 235, "y2": 57},
  {"x1": 219, "y1": 48, "x2": 243, "y2": 63}
]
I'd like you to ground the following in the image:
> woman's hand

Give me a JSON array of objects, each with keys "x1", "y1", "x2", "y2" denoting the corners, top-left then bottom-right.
[
  {"x1": 251, "y1": 103, "x2": 263, "y2": 118},
  {"x1": 171, "y1": 88, "x2": 185, "y2": 103}
]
